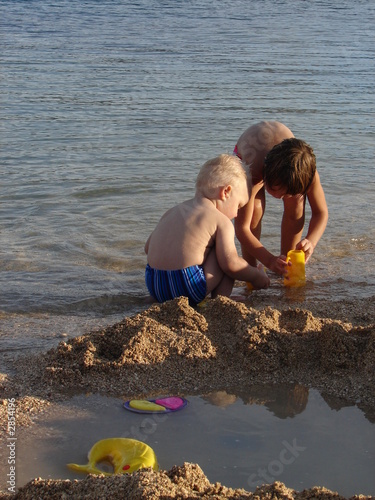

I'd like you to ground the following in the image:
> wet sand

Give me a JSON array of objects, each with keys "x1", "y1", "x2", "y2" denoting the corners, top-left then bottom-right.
[{"x1": 1, "y1": 294, "x2": 374, "y2": 499}]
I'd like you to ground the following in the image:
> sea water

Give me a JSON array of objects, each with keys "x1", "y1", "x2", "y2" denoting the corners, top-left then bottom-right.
[
  {"x1": 2, "y1": 386, "x2": 374, "y2": 496},
  {"x1": 1, "y1": 2, "x2": 374, "y2": 357}
]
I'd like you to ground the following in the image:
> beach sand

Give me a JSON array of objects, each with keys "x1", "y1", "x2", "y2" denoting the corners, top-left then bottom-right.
[{"x1": 1, "y1": 293, "x2": 374, "y2": 499}]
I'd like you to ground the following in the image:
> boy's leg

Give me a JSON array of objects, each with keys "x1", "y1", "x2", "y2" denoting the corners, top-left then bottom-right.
[
  {"x1": 280, "y1": 195, "x2": 306, "y2": 255},
  {"x1": 241, "y1": 187, "x2": 266, "y2": 266},
  {"x1": 203, "y1": 248, "x2": 234, "y2": 298},
  {"x1": 211, "y1": 275, "x2": 234, "y2": 298}
]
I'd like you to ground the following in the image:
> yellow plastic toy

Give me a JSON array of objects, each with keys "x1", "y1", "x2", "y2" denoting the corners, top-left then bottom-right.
[
  {"x1": 67, "y1": 438, "x2": 158, "y2": 476},
  {"x1": 284, "y1": 250, "x2": 306, "y2": 287},
  {"x1": 129, "y1": 400, "x2": 166, "y2": 412}
]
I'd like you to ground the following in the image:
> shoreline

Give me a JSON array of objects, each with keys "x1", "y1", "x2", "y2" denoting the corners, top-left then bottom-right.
[{"x1": 1, "y1": 294, "x2": 374, "y2": 499}]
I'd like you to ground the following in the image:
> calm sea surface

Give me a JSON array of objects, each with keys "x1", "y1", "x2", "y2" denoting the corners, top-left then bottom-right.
[{"x1": 1, "y1": 0, "x2": 375, "y2": 361}]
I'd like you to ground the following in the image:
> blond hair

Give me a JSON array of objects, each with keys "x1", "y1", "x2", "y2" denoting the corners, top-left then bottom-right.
[{"x1": 196, "y1": 154, "x2": 249, "y2": 198}]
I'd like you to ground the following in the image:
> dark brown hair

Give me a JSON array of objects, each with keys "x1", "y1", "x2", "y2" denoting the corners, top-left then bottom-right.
[{"x1": 263, "y1": 138, "x2": 316, "y2": 195}]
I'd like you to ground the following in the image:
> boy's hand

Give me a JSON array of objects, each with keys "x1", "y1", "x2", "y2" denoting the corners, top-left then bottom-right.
[
  {"x1": 257, "y1": 263, "x2": 271, "y2": 288},
  {"x1": 252, "y1": 264, "x2": 270, "y2": 289},
  {"x1": 268, "y1": 255, "x2": 288, "y2": 276},
  {"x1": 296, "y1": 239, "x2": 314, "y2": 263}
]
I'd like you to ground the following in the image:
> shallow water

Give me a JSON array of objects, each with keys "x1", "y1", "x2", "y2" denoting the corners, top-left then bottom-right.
[
  {"x1": 1, "y1": 0, "x2": 375, "y2": 358},
  {"x1": 4, "y1": 386, "x2": 374, "y2": 496}
]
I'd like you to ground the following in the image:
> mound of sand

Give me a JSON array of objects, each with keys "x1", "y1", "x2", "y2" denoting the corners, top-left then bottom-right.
[
  {"x1": 3, "y1": 463, "x2": 373, "y2": 499},
  {"x1": 1, "y1": 295, "x2": 374, "y2": 498}
]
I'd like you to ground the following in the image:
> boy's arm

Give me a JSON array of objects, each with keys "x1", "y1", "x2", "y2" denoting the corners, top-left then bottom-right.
[
  {"x1": 297, "y1": 171, "x2": 328, "y2": 262},
  {"x1": 235, "y1": 189, "x2": 287, "y2": 275},
  {"x1": 216, "y1": 216, "x2": 270, "y2": 289}
]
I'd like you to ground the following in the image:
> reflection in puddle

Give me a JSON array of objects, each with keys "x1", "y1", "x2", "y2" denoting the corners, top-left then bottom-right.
[
  {"x1": 204, "y1": 384, "x2": 309, "y2": 418},
  {"x1": 6, "y1": 384, "x2": 375, "y2": 497}
]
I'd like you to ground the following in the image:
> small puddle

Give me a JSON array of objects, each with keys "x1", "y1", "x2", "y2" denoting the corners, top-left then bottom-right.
[{"x1": 4, "y1": 384, "x2": 375, "y2": 497}]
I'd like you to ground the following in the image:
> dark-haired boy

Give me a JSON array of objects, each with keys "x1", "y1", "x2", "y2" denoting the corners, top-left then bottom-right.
[{"x1": 234, "y1": 121, "x2": 328, "y2": 275}]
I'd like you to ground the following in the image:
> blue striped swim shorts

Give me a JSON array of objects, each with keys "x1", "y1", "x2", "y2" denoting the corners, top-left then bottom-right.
[{"x1": 145, "y1": 263, "x2": 207, "y2": 306}]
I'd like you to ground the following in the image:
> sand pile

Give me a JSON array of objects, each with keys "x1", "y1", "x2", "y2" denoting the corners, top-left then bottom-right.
[
  {"x1": 1, "y1": 295, "x2": 374, "y2": 499},
  {"x1": 2, "y1": 464, "x2": 373, "y2": 499}
]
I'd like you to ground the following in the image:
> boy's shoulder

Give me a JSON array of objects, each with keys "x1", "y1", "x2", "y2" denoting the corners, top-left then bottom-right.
[
  {"x1": 188, "y1": 196, "x2": 229, "y2": 227},
  {"x1": 161, "y1": 197, "x2": 216, "y2": 222}
]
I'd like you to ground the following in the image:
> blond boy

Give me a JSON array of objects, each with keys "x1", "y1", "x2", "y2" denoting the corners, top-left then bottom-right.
[
  {"x1": 234, "y1": 121, "x2": 328, "y2": 275},
  {"x1": 145, "y1": 154, "x2": 270, "y2": 305}
]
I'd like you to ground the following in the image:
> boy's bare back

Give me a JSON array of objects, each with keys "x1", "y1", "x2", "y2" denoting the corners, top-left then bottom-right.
[
  {"x1": 236, "y1": 121, "x2": 294, "y2": 184},
  {"x1": 145, "y1": 195, "x2": 227, "y2": 270}
]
